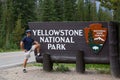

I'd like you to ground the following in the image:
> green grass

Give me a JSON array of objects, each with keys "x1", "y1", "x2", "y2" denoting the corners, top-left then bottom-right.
[
  {"x1": 53, "y1": 63, "x2": 75, "y2": 68},
  {"x1": 29, "y1": 63, "x2": 110, "y2": 74},
  {"x1": 0, "y1": 48, "x2": 20, "y2": 53},
  {"x1": 27, "y1": 62, "x2": 43, "y2": 67},
  {"x1": 53, "y1": 63, "x2": 71, "y2": 72},
  {"x1": 86, "y1": 64, "x2": 110, "y2": 74}
]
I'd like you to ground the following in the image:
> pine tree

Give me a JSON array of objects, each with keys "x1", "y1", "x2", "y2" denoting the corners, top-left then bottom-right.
[
  {"x1": 88, "y1": 30, "x2": 94, "y2": 44},
  {"x1": 0, "y1": 0, "x2": 37, "y2": 50},
  {"x1": 63, "y1": 0, "x2": 77, "y2": 21},
  {"x1": 97, "y1": 0, "x2": 120, "y2": 21},
  {"x1": 84, "y1": 0, "x2": 91, "y2": 21},
  {"x1": 0, "y1": 0, "x2": 3, "y2": 48},
  {"x1": 52, "y1": 0, "x2": 63, "y2": 21},
  {"x1": 97, "y1": 7, "x2": 103, "y2": 21},
  {"x1": 97, "y1": 7, "x2": 112, "y2": 21},
  {"x1": 77, "y1": 0, "x2": 85, "y2": 21},
  {"x1": 77, "y1": 0, "x2": 98, "y2": 21},
  {"x1": 0, "y1": 1, "x2": 6, "y2": 48},
  {"x1": 114, "y1": 2, "x2": 120, "y2": 21},
  {"x1": 0, "y1": 0, "x2": 14, "y2": 49},
  {"x1": 35, "y1": 0, "x2": 43, "y2": 21},
  {"x1": 6, "y1": 0, "x2": 14, "y2": 49},
  {"x1": 40, "y1": 0, "x2": 54, "y2": 21},
  {"x1": 13, "y1": 0, "x2": 36, "y2": 29},
  {"x1": 0, "y1": 0, "x2": 2, "y2": 21},
  {"x1": 90, "y1": 1, "x2": 98, "y2": 21},
  {"x1": 13, "y1": 15, "x2": 25, "y2": 46}
]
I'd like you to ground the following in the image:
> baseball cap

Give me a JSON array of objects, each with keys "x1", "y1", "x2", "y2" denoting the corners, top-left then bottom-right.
[{"x1": 26, "y1": 29, "x2": 31, "y2": 33}]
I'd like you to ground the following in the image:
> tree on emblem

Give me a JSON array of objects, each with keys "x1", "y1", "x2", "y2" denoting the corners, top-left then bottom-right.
[{"x1": 88, "y1": 29, "x2": 94, "y2": 44}]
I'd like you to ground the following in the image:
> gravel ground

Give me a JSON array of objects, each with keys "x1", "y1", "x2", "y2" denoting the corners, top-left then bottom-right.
[{"x1": 0, "y1": 66, "x2": 119, "y2": 80}]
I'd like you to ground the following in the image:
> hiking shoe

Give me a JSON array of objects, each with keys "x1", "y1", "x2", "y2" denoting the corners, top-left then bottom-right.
[
  {"x1": 23, "y1": 69, "x2": 27, "y2": 73},
  {"x1": 38, "y1": 53, "x2": 41, "y2": 56},
  {"x1": 36, "y1": 53, "x2": 41, "y2": 57}
]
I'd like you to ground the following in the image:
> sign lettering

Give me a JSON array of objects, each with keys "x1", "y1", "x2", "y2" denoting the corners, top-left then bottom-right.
[{"x1": 32, "y1": 29, "x2": 83, "y2": 50}]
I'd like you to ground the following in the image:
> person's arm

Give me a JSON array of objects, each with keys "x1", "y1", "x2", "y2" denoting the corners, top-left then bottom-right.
[
  {"x1": 20, "y1": 41, "x2": 27, "y2": 52},
  {"x1": 33, "y1": 41, "x2": 39, "y2": 45}
]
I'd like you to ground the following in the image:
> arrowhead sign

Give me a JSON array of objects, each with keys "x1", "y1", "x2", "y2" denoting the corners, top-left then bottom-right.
[{"x1": 84, "y1": 23, "x2": 107, "y2": 54}]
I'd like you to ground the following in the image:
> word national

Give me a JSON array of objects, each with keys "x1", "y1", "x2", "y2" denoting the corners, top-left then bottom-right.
[{"x1": 39, "y1": 37, "x2": 74, "y2": 43}]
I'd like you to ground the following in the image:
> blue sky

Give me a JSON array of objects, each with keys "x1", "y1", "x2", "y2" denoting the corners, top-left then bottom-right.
[{"x1": 96, "y1": 1, "x2": 100, "y2": 10}]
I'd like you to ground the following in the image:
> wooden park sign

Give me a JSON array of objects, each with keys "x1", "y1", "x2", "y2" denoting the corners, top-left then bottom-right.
[{"x1": 29, "y1": 21, "x2": 120, "y2": 77}]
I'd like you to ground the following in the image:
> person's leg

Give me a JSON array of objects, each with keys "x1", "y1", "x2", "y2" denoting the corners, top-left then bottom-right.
[
  {"x1": 23, "y1": 59, "x2": 28, "y2": 73},
  {"x1": 31, "y1": 44, "x2": 41, "y2": 56},
  {"x1": 23, "y1": 59, "x2": 28, "y2": 69},
  {"x1": 36, "y1": 44, "x2": 40, "y2": 53},
  {"x1": 23, "y1": 52, "x2": 30, "y2": 73}
]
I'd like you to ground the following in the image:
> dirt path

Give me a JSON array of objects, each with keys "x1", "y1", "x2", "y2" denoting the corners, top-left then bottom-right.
[{"x1": 0, "y1": 66, "x2": 119, "y2": 80}]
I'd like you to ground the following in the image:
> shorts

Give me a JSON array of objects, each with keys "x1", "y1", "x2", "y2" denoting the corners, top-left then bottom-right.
[
  {"x1": 24, "y1": 51, "x2": 31, "y2": 59},
  {"x1": 24, "y1": 45, "x2": 36, "y2": 59}
]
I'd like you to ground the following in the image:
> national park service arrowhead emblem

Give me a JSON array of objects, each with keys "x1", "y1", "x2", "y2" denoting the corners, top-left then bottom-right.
[{"x1": 84, "y1": 23, "x2": 107, "y2": 54}]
